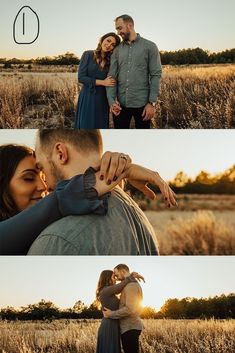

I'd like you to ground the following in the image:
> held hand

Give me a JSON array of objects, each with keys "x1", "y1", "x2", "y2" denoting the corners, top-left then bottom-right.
[
  {"x1": 111, "y1": 102, "x2": 121, "y2": 116},
  {"x1": 103, "y1": 307, "x2": 112, "y2": 318},
  {"x1": 125, "y1": 164, "x2": 178, "y2": 208},
  {"x1": 103, "y1": 76, "x2": 116, "y2": 87},
  {"x1": 142, "y1": 103, "x2": 155, "y2": 121},
  {"x1": 99, "y1": 151, "x2": 132, "y2": 184},
  {"x1": 130, "y1": 271, "x2": 146, "y2": 283}
]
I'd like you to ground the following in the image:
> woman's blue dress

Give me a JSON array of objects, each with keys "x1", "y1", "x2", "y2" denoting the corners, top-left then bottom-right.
[
  {"x1": 96, "y1": 276, "x2": 136, "y2": 353},
  {"x1": 75, "y1": 50, "x2": 109, "y2": 129}
]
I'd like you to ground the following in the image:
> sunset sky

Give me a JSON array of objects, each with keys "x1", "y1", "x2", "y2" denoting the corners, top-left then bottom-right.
[
  {"x1": 0, "y1": 129, "x2": 235, "y2": 180},
  {"x1": 0, "y1": 257, "x2": 234, "y2": 310},
  {"x1": 1, "y1": 0, "x2": 234, "y2": 59}
]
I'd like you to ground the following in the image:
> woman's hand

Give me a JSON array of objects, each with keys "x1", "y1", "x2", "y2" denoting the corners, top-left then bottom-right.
[
  {"x1": 99, "y1": 151, "x2": 132, "y2": 184},
  {"x1": 125, "y1": 164, "x2": 177, "y2": 208},
  {"x1": 93, "y1": 152, "x2": 131, "y2": 196},
  {"x1": 103, "y1": 76, "x2": 116, "y2": 87},
  {"x1": 130, "y1": 272, "x2": 145, "y2": 283}
]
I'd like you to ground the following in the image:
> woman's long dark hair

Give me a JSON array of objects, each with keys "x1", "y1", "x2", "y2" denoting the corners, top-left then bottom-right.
[
  {"x1": 0, "y1": 144, "x2": 34, "y2": 221},
  {"x1": 93, "y1": 32, "x2": 120, "y2": 70},
  {"x1": 96, "y1": 270, "x2": 114, "y2": 302}
]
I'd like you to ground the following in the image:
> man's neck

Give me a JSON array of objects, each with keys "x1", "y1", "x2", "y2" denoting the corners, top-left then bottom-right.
[
  {"x1": 128, "y1": 31, "x2": 137, "y2": 43},
  {"x1": 62, "y1": 153, "x2": 101, "y2": 180}
]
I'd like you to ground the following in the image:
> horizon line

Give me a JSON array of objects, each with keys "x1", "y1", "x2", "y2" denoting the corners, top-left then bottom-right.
[
  {"x1": 1, "y1": 291, "x2": 234, "y2": 311},
  {"x1": 1, "y1": 47, "x2": 234, "y2": 61}
]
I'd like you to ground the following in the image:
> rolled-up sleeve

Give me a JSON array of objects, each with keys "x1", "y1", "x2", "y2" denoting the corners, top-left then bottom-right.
[
  {"x1": 148, "y1": 43, "x2": 162, "y2": 102},
  {"x1": 106, "y1": 47, "x2": 119, "y2": 106}
]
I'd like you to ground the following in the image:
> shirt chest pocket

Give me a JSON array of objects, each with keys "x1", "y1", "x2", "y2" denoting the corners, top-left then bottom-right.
[{"x1": 133, "y1": 51, "x2": 148, "y2": 70}]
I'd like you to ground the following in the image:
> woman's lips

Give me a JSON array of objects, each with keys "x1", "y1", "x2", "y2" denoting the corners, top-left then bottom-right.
[{"x1": 30, "y1": 197, "x2": 43, "y2": 201}]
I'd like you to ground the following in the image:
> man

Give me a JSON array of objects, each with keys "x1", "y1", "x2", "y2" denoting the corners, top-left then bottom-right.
[
  {"x1": 107, "y1": 14, "x2": 162, "y2": 129},
  {"x1": 103, "y1": 264, "x2": 144, "y2": 353},
  {"x1": 28, "y1": 129, "x2": 176, "y2": 255}
]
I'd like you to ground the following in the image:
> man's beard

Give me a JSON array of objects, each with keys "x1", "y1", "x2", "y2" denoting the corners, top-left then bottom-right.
[
  {"x1": 48, "y1": 160, "x2": 64, "y2": 189},
  {"x1": 122, "y1": 31, "x2": 131, "y2": 42}
]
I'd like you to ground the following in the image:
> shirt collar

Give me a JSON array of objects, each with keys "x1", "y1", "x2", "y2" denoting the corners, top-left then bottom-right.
[{"x1": 122, "y1": 33, "x2": 141, "y2": 46}]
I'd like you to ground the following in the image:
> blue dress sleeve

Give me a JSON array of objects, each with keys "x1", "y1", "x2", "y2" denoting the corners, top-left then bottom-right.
[
  {"x1": 0, "y1": 168, "x2": 108, "y2": 255},
  {"x1": 78, "y1": 51, "x2": 96, "y2": 89}
]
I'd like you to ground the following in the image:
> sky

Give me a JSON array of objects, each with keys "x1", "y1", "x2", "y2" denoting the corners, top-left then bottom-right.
[
  {"x1": 0, "y1": 256, "x2": 234, "y2": 310},
  {"x1": 0, "y1": 0, "x2": 234, "y2": 59},
  {"x1": 0, "y1": 129, "x2": 234, "y2": 180}
]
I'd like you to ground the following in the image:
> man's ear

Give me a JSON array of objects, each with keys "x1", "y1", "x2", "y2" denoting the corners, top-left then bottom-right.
[
  {"x1": 128, "y1": 22, "x2": 133, "y2": 31},
  {"x1": 52, "y1": 143, "x2": 69, "y2": 165}
]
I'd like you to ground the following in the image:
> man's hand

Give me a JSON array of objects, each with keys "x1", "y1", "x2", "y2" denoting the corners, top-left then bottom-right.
[
  {"x1": 125, "y1": 164, "x2": 177, "y2": 208},
  {"x1": 103, "y1": 307, "x2": 113, "y2": 318},
  {"x1": 142, "y1": 103, "x2": 155, "y2": 121},
  {"x1": 110, "y1": 101, "x2": 122, "y2": 116},
  {"x1": 99, "y1": 151, "x2": 132, "y2": 184}
]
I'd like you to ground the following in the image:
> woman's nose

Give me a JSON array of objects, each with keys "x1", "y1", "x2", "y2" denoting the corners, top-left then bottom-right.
[{"x1": 36, "y1": 176, "x2": 47, "y2": 192}]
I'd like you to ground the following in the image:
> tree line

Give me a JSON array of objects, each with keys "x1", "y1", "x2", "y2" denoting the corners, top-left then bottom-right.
[
  {"x1": 0, "y1": 48, "x2": 234, "y2": 68},
  {"x1": 0, "y1": 294, "x2": 234, "y2": 321},
  {"x1": 127, "y1": 165, "x2": 235, "y2": 197}
]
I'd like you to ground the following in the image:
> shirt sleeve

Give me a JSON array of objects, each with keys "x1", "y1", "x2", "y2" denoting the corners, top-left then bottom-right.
[
  {"x1": 78, "y1": 51, "x2": 96, "y2": 89},
  {"x1": 109, "y1": 283, "x2": 142, "y2": 319},
  {"x1": 0, "y1": 169, "x2": 108, "y2": 255},
  {"x1": 148, "y1": 43, "x2": 162, "y2": 102},
  {"x1": 106, "y1": 47, "x2": 119, "y2": 106},
  {"x1": 101, "y1": 276, "x2": 136, "y2": 297}
]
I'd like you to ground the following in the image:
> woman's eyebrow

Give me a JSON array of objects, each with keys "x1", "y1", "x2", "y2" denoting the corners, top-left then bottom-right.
[{"x1": 21, "y1": 169, "x2": 38, "y2": 174}]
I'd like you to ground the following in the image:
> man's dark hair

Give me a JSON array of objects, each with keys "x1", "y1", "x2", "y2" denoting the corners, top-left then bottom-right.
[
  {"x1": 114, "y1": 264, "x2": 130, "y2": 272},
  {"x1": 115, "y1": 15, "x2": 134, "y2": 25},
  {"x1": 38, "y1": 129, "x2": 103, "y2": 154}
]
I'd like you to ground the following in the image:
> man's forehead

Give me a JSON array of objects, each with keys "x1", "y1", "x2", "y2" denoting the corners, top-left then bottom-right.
[{"x1": 116, "y1": 18, "x2": 125, "y2": 26}]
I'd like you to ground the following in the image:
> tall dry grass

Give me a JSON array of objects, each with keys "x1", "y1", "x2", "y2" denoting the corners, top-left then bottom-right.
[
  {"x1": 157, "y1": 65, "x2": 235, "y2": 128},
  {"x1": 0, "y1": 73, "x2": 78, "y2": 128},
  {"x1": 0, "y1": 65, "x2": 234, "y2": 128},
  {"x1": 0, "y1": 319, "x2": 234, "y2": 353},
  {"x1": 157, "y1": 211, "x2": 235, "y2": 255}
]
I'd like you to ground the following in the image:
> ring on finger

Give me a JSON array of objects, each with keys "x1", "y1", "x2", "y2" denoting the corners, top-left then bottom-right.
[{"x1": 120, "y1": 154, "x2": 128, "y2": 161}]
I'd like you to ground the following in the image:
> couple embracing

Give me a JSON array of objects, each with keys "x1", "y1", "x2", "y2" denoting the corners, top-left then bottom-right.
[
  {"x1": 96, "y1": 264, "x2": 144, "y2": 353},
  {"x1": 75, "y1": 14, "x2": 162, "y2": 129}
]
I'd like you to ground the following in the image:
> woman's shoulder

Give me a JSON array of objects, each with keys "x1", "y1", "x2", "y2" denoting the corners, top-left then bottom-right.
[
  {"x1": 80, "y1": 50, "x2": 94, "y2": 63},
  {"x1": 99, "y1": 286, "x2": 111, "y2": 296},
  {"x1": 82, "y1": 50, "x2": 94, "y2": 57}
]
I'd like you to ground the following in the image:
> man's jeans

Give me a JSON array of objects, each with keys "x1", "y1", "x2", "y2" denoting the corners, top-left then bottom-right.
[
  {"x1": 121, "y1": 329, "x2": 142, "y2": 353},
  {"x1": 113, "y1": 106, "x2": 151, "y2": 129}
]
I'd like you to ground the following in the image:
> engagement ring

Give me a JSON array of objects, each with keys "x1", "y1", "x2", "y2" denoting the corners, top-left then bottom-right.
[{"x1": 120, "y1": 154, "x2": 128, "y2": 161}]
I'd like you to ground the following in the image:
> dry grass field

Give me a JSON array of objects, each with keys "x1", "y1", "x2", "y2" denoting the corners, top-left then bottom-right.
[
  {"x1": 0, "y1": 64, "x2": 234, "y2": 128},
  {"x1": 0, "y1": 319, "x2": 234, "y2": 353},
  {"x1": 142, "y1": 194, "x2": 235, "y2": 255}
]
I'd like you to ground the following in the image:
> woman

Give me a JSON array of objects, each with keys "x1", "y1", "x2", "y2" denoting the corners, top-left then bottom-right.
[
  {"x1": 75, "y1": 32, "x2": 120, "y2": 129},
  {"x1": 0, "y1": 144, "x2": 130, "y2": 255},
  {"x1": 95, "y1": 270, "x2": 144, "y2": 353}
]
